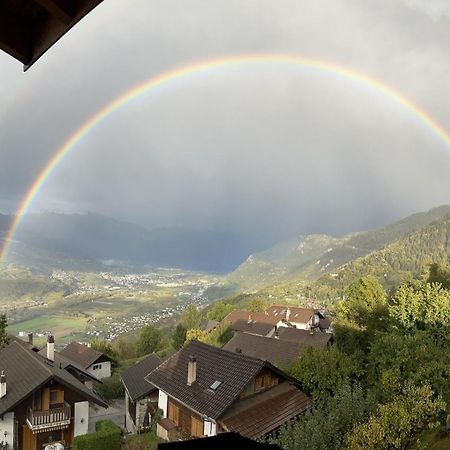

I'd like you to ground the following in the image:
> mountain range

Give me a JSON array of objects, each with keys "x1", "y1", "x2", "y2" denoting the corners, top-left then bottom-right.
[
  {"x1": 0, "y1": 212, "x2": 263, "y2": 273},
  {"x1": 216, "y1": 204, "x2": 450, "y2": 298}
]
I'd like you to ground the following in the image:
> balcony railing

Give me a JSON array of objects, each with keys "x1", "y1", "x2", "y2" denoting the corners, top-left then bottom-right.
[{"x1": 26, "y1": 403, "x2": 71, "y2": 432}]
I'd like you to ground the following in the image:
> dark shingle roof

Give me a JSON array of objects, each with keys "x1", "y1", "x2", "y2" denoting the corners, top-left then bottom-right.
[
  {"x1": 220, "y1": 382, "x2": 311, "y2": 438},
  {"x1": 145, "y1": 340, "x2": 266, "y2": 420},
  {"x1": 223, "y1": 332, "x2": 301, "y2": 367},
  {"x1": 223, "y1": 311, "x2": 279, "y2": 336},
  {"x1": 59, "y1": 342, "x2": 110, "y2": 369},
  {"x1": 121, "y1": 354, "x2": 162, "y2": 402},
  {"x1": 277, "y1": 328, "x2": 332, "y2": 347},
  {"x1": 0, "y1": 341, "x2": 107, "y2": 416}
]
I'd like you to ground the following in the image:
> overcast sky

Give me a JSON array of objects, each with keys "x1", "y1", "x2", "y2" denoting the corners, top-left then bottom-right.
[{"x1": 1, "y1": 0, "x2": 450, "y2": 246}]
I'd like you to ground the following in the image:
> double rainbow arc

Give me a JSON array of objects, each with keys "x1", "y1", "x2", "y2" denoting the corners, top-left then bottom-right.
[{"x1": 2, "y1": 53, "x2": 450, "y2": 267}]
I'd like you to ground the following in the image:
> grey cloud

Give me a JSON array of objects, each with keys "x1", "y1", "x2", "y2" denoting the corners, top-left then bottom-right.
[{"x1": 1, "y1": 0, "x2": 450, "y2": 246}]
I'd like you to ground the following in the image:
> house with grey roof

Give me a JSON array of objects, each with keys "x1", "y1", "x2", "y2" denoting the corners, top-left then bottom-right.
[
  {"x1": 0, "y1": 336, "x2": 107, "y2": 450},
  {"x1": 223, "y1": 332, "x2": 302, "y2": 368},
  {"x1": 120, "y1": 354, "x2": 162, "y2": 433},
  {"x1": 221, "y1": 311, "x2": 281, "y2": 337},
  {"x1": 145, "y1": 340, "x2": 311, "y2": 441},
  {"x1": 59, "y1": 342, "x2": 113, "y2": 380}
]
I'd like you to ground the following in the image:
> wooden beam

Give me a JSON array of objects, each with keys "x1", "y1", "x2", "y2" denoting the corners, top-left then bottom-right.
[
  {"x1": 0, "y1": 9, "x2": 32, "y2": 65},
  {"x1": 34, "y1": 0, "x2": 74, "y2": 25}
]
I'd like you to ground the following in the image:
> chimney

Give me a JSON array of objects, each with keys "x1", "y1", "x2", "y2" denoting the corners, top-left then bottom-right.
[
  {"x1": 0, "y1": 371, "x2": 6, "y2": 398},
  {"x1": 286, "y1": 307, "x2": 291, "y2": 322},
  {"x1": 47, "y1": 335, "x2": 55, "y2": 362},
  {"x1": 187, "y1": 356, "x2": 197, "y2": 386},
  {"x1": 28, "y1": 332, "x2": 33, "y2": 346},
  {"x1": 247, "y1": 314, "x2": 252, "y2": 324},
  {"x1": 235, "y1": 348, "x2": 242, "y2": 353}
]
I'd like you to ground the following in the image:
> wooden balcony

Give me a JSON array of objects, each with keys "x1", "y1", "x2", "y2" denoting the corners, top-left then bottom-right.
[{"x1": 26, "y1": 403, "x2": 71, "y2": 433}]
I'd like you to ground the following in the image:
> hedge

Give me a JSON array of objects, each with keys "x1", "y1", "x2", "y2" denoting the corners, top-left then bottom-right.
[{"x1": 72, "y1": 420, "x2": 121, "y2": 450}]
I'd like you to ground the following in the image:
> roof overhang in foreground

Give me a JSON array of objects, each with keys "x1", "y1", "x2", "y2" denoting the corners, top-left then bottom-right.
[{"x1": 0, "y1": 0, "x2": 105, "y2": 70}]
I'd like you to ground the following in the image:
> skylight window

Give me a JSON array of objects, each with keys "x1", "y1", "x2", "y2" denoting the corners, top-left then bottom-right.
[{"x1": 208, "y1": 380, "x2": 222, "y2": 393}]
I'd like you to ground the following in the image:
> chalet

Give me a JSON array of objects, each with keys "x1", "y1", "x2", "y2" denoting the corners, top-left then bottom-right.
[
  {"x1": 221, "y1": 311, "x2": 281, "y2": 337},
  {"x1": 59, "y1": 342, "x2": 113, "y2": 380},
  {"x1": 120, "y1": 354, "x2": 162, "y2": 434},
  {"x1": 0, "y1": 336, "x2": 107, "y2": 450},
  {"x1": 265, "y1": 306, "x2": 325, "y2": 331},
  {"x1": 146, "y1": 340, "x2": 311, "y2": 441},
  {"x1": 223, "y1": 332, "x2": 301, "y2": 368}
]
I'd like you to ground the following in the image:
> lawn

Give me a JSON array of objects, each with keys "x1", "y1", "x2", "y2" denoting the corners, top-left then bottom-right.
[{"x1": 411, "y1": 426, "x2": 450, "y2": 450}]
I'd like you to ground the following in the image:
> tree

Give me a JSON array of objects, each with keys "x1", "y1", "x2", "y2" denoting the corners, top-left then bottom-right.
[
  {"x1": 180, "y1": 305, "x2": 203, "y2": 330},
  {"x1": 269, "y1": 383, "x2": 372, "y2": 450},
  {"x1": 207, "y1": 301, "x2": 234, "y2": 321},
  {"x1": 343, "y1": 384, "x2": 445, "y2": 450},
  {"x1": 428, "y1": 262, "x2": 450, "y2": 289},
  {"x1": 90, "y1": 338, "x2": 117, "y2": 362},
  {"x1": 0, "y1": 314, "x2": 9, "y2": 350},
  {"x1": 287, "y1": 346, "x2": 362, "y2": 406},
  {"x1": 338, "y1": 276, "x2": 388, "y2": 330},
  {"x1": 243, "y1": 297, "x2": 269, "y2": 313},
  {"x1": 172, "y1": 323, "x2": 187, "y2": 350},
  {"x1": 114, "y1": 337, "x2": 136, "y2": 361},
  {"x1": 390, "y1": 280, "x2": 450, "y2": 329},
  {"x1": 136, "y1": 325, "x2": 162, "y2": 356}
]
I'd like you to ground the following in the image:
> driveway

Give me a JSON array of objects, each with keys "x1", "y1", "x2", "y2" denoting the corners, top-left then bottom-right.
[{"x1": 89, "y1": 398, "x2": 125, "y2": 432}]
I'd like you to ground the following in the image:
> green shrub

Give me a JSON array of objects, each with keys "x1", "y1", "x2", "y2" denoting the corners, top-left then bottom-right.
[
  {"x1": 72, "y1": 420, "x2": 121, "y2": 450},
  {"x1": 94, "y1": 373, "x2": 124, "y2": 399}
]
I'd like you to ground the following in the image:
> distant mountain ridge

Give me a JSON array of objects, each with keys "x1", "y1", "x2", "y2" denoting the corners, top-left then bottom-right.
[
  {"x1": 222, "y1": 205, "x2": 450, "y2": 293},
  {"x1": 0, "y1": 212, "x2": 260, "y2": 273}
]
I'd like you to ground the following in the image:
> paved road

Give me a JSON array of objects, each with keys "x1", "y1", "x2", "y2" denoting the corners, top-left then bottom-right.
[{"x1": 89, "y1": 398, "x2": 125, "y2": 432}]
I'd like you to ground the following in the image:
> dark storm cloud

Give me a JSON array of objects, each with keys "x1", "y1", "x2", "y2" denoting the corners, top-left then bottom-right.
[{"x1": 1, "y1": 0, "x2": 450, "y2": 245}]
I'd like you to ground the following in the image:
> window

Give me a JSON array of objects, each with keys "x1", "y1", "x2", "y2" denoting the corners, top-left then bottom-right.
[
  {"x1": 33, "y1": 389, "x2": 42, "y2": 410},
  {"x1": 50, "y1": 390, "x2": 58, "y2": 405},
  {"x1": 92, "y1": 364, "x2": 102, "y2": 370}
]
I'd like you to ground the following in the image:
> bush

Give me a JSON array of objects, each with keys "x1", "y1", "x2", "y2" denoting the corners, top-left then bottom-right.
[
  {"x1": 72, "y1": 420, "x2": 121, "y2": 450},
  {"x1": 94, "y1": 373, "x2": 124, "y2": 400}
]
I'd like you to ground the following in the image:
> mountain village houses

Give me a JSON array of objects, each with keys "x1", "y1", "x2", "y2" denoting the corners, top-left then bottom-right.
[
  {"x1": 145, "y1": 340, "x2": 311, "y2": 441},
  {"x1": 0, "y1": 336, "x2": 107, "y2": 450},
  {"x1": 0, "y1": 304, "x2": 333, "y2": 447}
]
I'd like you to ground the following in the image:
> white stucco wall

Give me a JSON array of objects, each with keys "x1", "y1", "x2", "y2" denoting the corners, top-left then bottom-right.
[
  {"x1": 0, "y1": 412, "x2": 14, "y2": 449},
  {"x1": 74, "y1": 401, "x2": 89, "y2": 437},
  {"x1": 87, "y1": 361, "x2": 111, "y2": 380},
  {"x1": 158, "y1": 391, "x2": 168, "y2": 418}
]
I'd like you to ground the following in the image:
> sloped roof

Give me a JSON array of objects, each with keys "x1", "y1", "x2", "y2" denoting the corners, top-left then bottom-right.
[
  {"x1": 121, "y1": 354, "x2": 162, "y2": 402},
  {"x1": 146, "y1": 340, "x2": 267, "y2": 420},
  {"x1": 222, "y1": 310, "x2": 279, "y2": 336},
  {"x1": 0, "y1": 341, "x2": 107, "y2": 416},
  {"x1": 265, "y1": 306, "x2": 324, "y2": 324},
  {"x1": 59, "y1": 341, "x2": 110, "y2": 369},
  {"x1": 0, "y1": 0, "x2": 105, "y2": 70},
  {"x1": 277, "y1": 327, "x2": 333, "y2": 347},
  {"x1": 220, "y1": 382, "x2": 311, "y2": 439},
  {"x1": 200, "y1": 320, "x2": 219, "y2": 333},
  {"x1": 223, "y1": 332, "x2": 301, "y2": 367}
]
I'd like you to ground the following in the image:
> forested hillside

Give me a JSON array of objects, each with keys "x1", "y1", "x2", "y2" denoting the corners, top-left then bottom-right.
[{"x1": 219, "y1": 205, "x2": 450, "y2": 296}]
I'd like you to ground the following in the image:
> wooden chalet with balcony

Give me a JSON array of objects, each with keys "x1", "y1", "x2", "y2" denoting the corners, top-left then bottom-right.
[
  {"x1": 145, "y1": 340, "x2": 311, "y2": 441},
  {"x1": 0, "y1": 336, "x2": 107, "y2": 450}
]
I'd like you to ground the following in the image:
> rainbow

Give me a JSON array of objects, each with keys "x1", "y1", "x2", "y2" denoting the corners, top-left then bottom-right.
[{"x1": 2, "y1": 53, "x2": 450, "y2": 267}]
